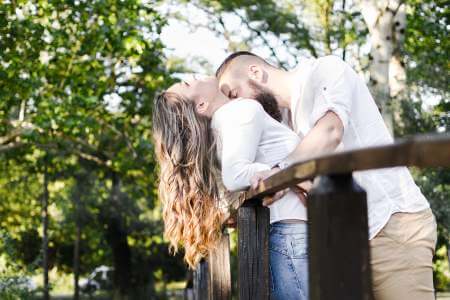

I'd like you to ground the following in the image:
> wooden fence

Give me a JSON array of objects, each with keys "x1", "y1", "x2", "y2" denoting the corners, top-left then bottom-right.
[{"x1": 189, "y1": 133, "x2": 450, "y2": 300}]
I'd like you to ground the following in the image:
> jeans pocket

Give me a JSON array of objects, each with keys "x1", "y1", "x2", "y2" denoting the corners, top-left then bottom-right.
[
  {"x1": 269, "y1": 233, "x2": 289, "y2": 256},
  {"x1": 290, "y1": 234, "x2": 307, "y2": 258}
]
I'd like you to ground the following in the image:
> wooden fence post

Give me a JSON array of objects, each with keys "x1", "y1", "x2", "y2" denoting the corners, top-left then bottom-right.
[
  {"x1": 308, "y1": 174, "x2": 373, "y2": 300},
  {"x1": 192, "y1": 229, "x2": 231, "y2": 300},
  {"x1": 208, "y1": 229, "x2": 232, "y2": 300},
  {"x1": 237, "y1": 200, "x2": 270, "y2": 300},
  {"x1": 193, "y1": 259, "x2": 209, "y2": 300}
]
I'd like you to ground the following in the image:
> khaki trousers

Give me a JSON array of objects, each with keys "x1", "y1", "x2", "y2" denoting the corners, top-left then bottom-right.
[{"x1": 370, "y1": 208, "x2": 437, "y2": 300}]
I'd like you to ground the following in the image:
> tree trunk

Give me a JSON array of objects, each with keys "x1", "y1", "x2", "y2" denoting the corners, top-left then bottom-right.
[
  {"x1": 73, "y1": 222, "x2": 81, "y2": 300},
  {"x1": 73, "y1": 183, "x2": 81, "y2": 300},
  {"x1": 359, "y1": 0, "x2": 406, "y2": 135},
  {"x1": 42, "y1": 158, "x2": 50, "y2": 300},
  {"x1": 101, "y1": 172, "x2": 132, "y2": 300},
  {"x1": 389, "y1": 3, "x2": 407, "y2": 131},
  {"x1": 389, "y1": 3, "x2": 407, "y2": 99}
]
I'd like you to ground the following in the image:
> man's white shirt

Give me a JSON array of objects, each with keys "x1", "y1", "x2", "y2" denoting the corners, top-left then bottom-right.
[
  {"x1": 289, "y1": 55, "x2": 429, "y2": 239},
  {"x1": 211, "y1": 99, "x2": 307, "y2": 224}
]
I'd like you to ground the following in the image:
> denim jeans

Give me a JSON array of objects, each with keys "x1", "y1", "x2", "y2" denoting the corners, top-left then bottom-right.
[{"x1": 269, "y1": 222, "x2": 309, "y2": 300}]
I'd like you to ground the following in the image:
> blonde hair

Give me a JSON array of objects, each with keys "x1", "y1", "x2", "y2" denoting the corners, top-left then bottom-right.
[{"x1": 152, "y1": 92, "x2": 224, "y2": 269}]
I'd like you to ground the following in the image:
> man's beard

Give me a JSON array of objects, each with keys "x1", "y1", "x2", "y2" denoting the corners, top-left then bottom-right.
[{"x1": 248, "y1": 80, "x2": 282, "y2": 122}]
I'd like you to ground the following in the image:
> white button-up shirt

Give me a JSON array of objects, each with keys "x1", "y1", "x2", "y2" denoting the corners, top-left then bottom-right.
[
  {"x1": 289, "y1": 55, "x2": 429, "y2": 239},
  {"x1": 212, "y1": 98, "x2": 307, "y2": 223}
]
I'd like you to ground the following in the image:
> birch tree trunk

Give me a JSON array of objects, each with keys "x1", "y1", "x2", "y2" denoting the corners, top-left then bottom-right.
[
  {"x1": 359, "y1": 0, "x2": 407, "y2": 135},
  {"x1": 389, "y1": 3, "x2": 407, "y2": 99}
]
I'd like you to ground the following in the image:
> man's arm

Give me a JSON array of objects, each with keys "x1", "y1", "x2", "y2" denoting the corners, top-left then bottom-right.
[
  {"x1": 281, "y1": 111, "x2": 344, "y2": 166},
  {"x1": 259, "y1": 111, "x2": 343, "y2": 207}
]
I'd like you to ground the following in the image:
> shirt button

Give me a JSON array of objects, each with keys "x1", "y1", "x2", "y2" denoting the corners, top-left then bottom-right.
[{"x1": 323, "y1": 87, "x2": 327, "y2": 90}]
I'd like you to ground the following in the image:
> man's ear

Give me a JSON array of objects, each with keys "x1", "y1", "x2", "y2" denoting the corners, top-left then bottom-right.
[
  {"x1": 196, "y1": 100, "x2": 209, "y2": 115},
  {"x1": 248, "y1": 64, "x2": 264, "y2": 82}
]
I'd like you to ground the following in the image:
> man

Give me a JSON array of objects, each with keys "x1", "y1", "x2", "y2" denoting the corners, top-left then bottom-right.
[{"x1": 216, "y1": 51, "x2": 437, "y2": 300}]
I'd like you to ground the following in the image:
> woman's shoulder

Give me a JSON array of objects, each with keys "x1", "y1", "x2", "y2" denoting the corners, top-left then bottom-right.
[
  {"x1": 227, "y1": 98, "x2": 263, "y2": 111},
  {"x1": 213, "y1": 98, "x2": 265, "y2": 128}
]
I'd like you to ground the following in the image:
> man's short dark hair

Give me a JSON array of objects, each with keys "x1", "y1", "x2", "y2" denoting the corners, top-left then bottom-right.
[{"x1": 215, "y1": 51, "x2": 265, "y2": 78}]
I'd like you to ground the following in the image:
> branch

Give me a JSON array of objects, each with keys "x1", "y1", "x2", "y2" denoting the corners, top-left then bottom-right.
[
  {"x1": 231, "y1": 10, "x2": 287, "y2": 69},
  {"x1": 0, "y1": 142, "x2": 25, "y2": 154}
]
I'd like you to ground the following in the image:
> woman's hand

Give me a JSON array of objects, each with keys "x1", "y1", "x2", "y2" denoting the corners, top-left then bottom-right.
[
  {"x1": 250, "y1": 168, "x2": 280, "y2": 189},
  {"x1": 261, "y1": 180, "x2": 313, "y2": 207},
  {"x1": 250, "y1": 169, "x2": 314, "y2": 207},
  {"x1": 250, "y1": 168, "x2": 289, "y2": 205}
]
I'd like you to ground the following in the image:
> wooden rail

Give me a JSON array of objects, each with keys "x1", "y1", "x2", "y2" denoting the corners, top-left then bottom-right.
[{"x1": 190, "y1": 133, "x2": 450, "y2": 300}]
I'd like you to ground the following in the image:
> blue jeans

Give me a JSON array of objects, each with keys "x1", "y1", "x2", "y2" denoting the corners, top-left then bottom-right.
[{"x1": 269, "y1": 222, "x2": 309, "y2": 300}]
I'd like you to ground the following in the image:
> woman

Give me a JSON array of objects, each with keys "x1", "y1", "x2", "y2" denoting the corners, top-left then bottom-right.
[{"x1": 153, "y1": 75, "x2": 308, "y2": 300}]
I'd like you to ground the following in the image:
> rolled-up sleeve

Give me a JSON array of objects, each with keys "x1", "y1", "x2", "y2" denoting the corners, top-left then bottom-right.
[
  {"x1": 309, "y1": 56, "x2": 357, "y2": 131},
  {"x1": 219, "y1": 100, "x2": 271, "y2": 191}
]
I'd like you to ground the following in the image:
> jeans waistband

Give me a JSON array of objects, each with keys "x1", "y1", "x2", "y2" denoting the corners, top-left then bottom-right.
[{"x1": 270, "y1": 222, "x2": 308, "y2": 235}]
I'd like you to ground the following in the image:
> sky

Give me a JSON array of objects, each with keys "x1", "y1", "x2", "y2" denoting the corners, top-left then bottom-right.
[
  {"x1": 157, "y1": 2, "x2": 301, "y2": 75},
  {"x1": 160, "y1": 17, "x2": 229, "y2": 70},
  {"x1": 156, "y1": 3, "x2": 443, "y2": 108},
  {"x1": 158, "y1": 2, "x2": 231, "y2": 73}
]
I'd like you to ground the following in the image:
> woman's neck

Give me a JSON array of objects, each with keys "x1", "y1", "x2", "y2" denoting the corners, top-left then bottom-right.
[{"x1": 209, "y1": 92, "x2": 230, "y2": 117}]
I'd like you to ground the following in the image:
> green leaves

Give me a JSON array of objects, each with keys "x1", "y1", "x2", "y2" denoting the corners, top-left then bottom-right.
[{"x1": 0, "y1": 0, "x2": 183, "y2": 295}]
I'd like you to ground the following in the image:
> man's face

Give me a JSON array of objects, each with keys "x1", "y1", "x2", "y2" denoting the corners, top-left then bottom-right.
[
  {"x1": 218, "y1": 69, "x2": 254, "y2": 100},
  {"x1": 218, "y1": 69, "x2": 281, "y2": 121}
]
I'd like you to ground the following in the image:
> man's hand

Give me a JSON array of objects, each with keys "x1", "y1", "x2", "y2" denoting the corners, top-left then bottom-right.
[{"x1": 297, "y1": 180, "x2": 313, "y2": 194}]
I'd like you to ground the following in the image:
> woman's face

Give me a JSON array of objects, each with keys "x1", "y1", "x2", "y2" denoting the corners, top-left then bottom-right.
[{"x1": 167, "y1": 75, "x2": 224, "y2": 116}]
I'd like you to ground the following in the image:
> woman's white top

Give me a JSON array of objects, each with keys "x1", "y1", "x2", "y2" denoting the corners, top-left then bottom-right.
[{"x1": 211, "y1": 98, "x2": 306, "y2": 223}]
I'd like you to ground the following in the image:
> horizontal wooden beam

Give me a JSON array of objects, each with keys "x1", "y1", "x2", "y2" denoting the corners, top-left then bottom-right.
[{"x1": 245, "y1": 133, "x2": 450, "y2": 201}]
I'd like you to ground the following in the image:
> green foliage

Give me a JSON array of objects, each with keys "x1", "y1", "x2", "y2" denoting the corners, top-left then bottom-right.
[
  {"x1": 405, "y1": 0, "x2": 450, "y2": 94},
  {"x1": 0, "y1": 230, "x2": 39, "y2": 300},
  {"x1": 0, "y1": 0, "x2": 185, "y2": 297},
  {"x1": 395, "y1": 98, "x2": 450, "y2": 291}
]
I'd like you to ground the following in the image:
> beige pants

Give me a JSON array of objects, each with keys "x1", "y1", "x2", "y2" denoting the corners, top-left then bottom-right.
[{"x1": 370, "y1": 208, "x2": 437, "y2": 300}]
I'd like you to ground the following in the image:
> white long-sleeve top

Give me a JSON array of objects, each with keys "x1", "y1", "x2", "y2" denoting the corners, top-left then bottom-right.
[{"x1": 211, "y1": 98, "x2": 306, "y2": 223}]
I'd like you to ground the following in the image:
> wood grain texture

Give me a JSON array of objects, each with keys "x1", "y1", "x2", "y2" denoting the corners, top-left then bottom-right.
[
  {"x1": 193, "y1": 259, "x2": 209, "y2": 300},
  {"x1": 208, "y1": 230, "x2": 231, "y2": 300},
  {"x1": 308, "y1": 174, "x2": 373, "y2": 300},
  {"x1": 237, "y1": 204, "x2": 270, "y2": 300}
]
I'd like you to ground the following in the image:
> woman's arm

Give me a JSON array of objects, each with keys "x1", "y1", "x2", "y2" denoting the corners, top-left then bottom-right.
[{"x1": 219, "y1": 100, "x2": 272, "y2": 191}]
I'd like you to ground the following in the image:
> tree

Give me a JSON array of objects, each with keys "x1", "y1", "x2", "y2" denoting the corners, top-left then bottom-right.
[
  {"x1": 0, "y1": 1, "x2": 186, "y2": 298},
  {"x1": 355, "y1": 0, "x2": 407, "y2": 133}
]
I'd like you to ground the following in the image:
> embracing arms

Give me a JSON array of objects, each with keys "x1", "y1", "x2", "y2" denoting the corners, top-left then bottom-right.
[{"x1": 280, "y1": 111, "x2": 344, "y2": 167}]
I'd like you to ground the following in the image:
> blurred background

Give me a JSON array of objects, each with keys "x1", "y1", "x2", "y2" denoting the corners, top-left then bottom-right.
[{"x1": 0, "y1": 0, "x2": 448, "y2": 299}]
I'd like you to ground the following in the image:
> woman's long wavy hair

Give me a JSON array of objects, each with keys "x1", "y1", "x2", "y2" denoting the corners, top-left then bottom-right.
[{"x1": 152, "y1": 91, "x2": 224, "y2": 269}]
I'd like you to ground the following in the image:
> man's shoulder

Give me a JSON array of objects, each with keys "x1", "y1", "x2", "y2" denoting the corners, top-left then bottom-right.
[
  {"x1": 312, "y1": 55, "x2": 348, "y2": 74},
  {"x1": 316, "y1": 55, "x2": 346, "y2": 64}
]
